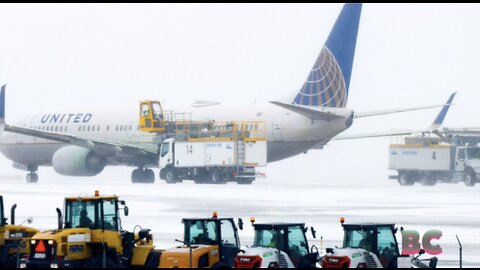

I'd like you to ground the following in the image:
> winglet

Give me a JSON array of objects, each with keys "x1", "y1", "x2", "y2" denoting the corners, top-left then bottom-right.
[
  {"x1": 430, "y1": 92, "x2": 457, "y2": 131},
  {"x1": 0, "y1": 84, "x2": 5, "y2": 123}
]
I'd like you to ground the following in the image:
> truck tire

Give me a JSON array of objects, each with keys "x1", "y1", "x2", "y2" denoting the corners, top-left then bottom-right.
[
  {"x1": 210, "y1": 169, "x2": 226, "y2": 184},
  {"x1": 464, "y1": 171, "x2": 476, "y2": 187},
  {"x1": 237, "y1": 178, "x2": 254, "y2": 185},
  {"x1": 398, "y1": 172, "x2": 414, "y2": 186},
  {"x1": 163, "y1": 168, "x2": 177, "y2": 184}
]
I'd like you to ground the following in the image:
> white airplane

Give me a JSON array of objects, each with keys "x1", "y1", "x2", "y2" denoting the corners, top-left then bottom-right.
[{"x1": 0, "y1": 4, "x2": 453, "y2": 184}]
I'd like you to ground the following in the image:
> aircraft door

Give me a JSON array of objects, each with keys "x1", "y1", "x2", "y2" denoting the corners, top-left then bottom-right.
[{"x1": 272, "y1": 113, "x2": 284, "y2": 142}]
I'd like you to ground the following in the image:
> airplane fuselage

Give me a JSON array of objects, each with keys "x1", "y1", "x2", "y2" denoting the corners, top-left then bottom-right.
[{"x1": 0, "y1": 103, "x2": 352, "y2": 169}]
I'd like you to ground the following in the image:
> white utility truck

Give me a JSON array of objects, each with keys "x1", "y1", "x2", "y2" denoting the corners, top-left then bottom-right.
[
  {"x1": 389, "y1": 134, "x2": 480, "y2": 186},
  {"x1": 139, "y1": 100, "x2": 267, "y2": 184}
]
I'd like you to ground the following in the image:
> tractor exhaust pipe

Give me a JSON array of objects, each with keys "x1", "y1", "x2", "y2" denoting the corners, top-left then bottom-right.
[
  {"x1": 10, "y1": 204, "x2": 17, "y2": 225},
  {"x1": 56, "y1": 208, "x2": 63, "y2": 230}
]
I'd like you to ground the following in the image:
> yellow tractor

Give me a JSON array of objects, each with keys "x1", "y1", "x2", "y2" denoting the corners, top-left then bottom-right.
[
  {"x1": 157, "y1": 213, "x2": 243, "y2": 268},
  {"x1": 20, "y1": 191, "x2": 160, "y2": 268},
  {"x1": 0, "y1": 195, "x2": 39, "y2": 268}
]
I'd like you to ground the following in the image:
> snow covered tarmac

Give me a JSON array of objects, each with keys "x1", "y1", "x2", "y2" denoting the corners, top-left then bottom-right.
[{"x1": 1, "y1": 173, "x2": 478, "y2": 267}]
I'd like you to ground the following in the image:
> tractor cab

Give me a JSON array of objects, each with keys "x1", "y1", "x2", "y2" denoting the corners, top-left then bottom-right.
[
  {"x1": 139, "y1": 100, "x2": 166, "y2": 133},
  {"x1": 159, "y1": 213, "x2": 242, "y2": 268},
  {"x1": 183, "y1": 215, "x2": 240, "y2": 266},
  {"x1": 235, "y1": 221, "x2": 318, "y2": 268},
  {"x1": 341, "y1": 223, "x2": 400, "y2": 268},
  {"x1": 63, "y1": 193, "x2": 127, "y2": 231},
  {"x1": 253, "y1": 223, "x2": 317, "y2": 268}
]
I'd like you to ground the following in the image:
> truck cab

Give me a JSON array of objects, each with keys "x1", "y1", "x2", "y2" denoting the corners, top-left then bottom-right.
[
  {"x1": 235, "y1": 222, "x2": 319, "y2": 268},
  {"x1": 455, "y1": 145, "x2": 480, "y2": 186},
  {"x1": 159, "y1": 214, "x2": 242, "y2": 268}
]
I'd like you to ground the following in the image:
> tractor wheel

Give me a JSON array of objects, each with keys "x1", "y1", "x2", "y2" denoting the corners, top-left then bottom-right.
[{"x1": 144, "y1": 252, "x2": 161, "y2": 268}]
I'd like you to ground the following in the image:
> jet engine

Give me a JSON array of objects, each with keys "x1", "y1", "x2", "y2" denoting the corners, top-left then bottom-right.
[{"x1": 52, "y1": 146, "x2": 106, "y2": 176}]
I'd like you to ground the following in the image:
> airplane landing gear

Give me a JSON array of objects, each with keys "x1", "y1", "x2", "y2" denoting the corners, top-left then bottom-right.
[
  {"x1": 26, "y1": 172, "x2": 38, "y2": 183},
  {"x1": 131, "y1": 168, "x2": 155, "y2": 183},
  {"x1": 26, "y1": 165, "x2": 38, "y2": 184}
]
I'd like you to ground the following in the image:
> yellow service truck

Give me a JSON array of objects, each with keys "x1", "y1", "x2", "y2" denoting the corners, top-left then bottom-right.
[
  {"x1": 0, "y1": 195, "x2": 39, "y2": 268},
  {"x1": 20, "y1": 191, "x2": 160, "y2": 268}
]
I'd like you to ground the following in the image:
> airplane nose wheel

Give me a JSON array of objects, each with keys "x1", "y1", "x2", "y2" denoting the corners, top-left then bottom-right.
[{"x1": 26, "y1": 172, "x2": 38, "y2": 183}]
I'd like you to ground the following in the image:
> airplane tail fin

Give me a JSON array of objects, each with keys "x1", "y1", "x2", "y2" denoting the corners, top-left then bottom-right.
[
  {"x1": 292, "y1": 3, "x2": 362, "y2": 108},
  {"x1": 429, "y1": 92, "x2": 456, "y2": 131}
]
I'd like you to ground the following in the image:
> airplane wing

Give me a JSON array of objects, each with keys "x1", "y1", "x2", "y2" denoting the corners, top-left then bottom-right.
[
  {"x1": 334, "y1": 92, "x2": 457, "y2": 140},
  {"x1": 0, "y1": 85, "x2": 157, "y2": 165},
  {"x1": 4, "y1": 124, "x2": 158, "y2": 163}
]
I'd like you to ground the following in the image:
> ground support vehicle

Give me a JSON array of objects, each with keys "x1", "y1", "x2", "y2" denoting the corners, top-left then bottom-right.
[
  {"x1": 321, "y1": 219, "x2": 438, "y2": 268},
  {"x1": 21, "y1": 191, "x2": 159, "y2": 268},
  {"x1": 234, "y1": 219, "x2": 319, "y2": 268}
]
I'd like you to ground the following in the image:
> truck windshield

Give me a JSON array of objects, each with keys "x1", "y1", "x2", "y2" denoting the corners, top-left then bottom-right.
[
  {"x1": 467, "y1": 147, "x2": 480, "y2": 160},
  {"x1": 161, "y1": 142, "x2": 170, "y2": 157},
  {"x1": 185, "y1": 220, "x2": 218, "y2": 245}
]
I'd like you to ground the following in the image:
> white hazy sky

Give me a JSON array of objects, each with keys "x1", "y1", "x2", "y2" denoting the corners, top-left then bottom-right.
[{"x1": 1, "y1": 3, "x2": 480, "y2": 183}]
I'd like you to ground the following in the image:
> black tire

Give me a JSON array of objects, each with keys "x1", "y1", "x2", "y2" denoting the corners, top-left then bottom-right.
[
  {"x1": 211, "y1": 262, "x2": 229, "y2": 268},
  {"x1": 26, "y1": 173, "x2": 38, "y2": 184},
  {"x1": 464, "y1": 170, "x2": 476, "y2": 187},
  {"x1": 163, "y1": 168, "x2": 177, "y2": 184},
  {"x1": 397, "y1": 172, "x2": 414, "y2": 186},
  {"x1": 237, "y1": 178, "x2": 254, "y2": 185},
  {"x1": 131, "y1": 169, "x2": 142, "y2": 183},
  {"x1": 210, "y1": 169, "x2": 226, "y2": 184},
  {"x1": 144, "y1": 252, "x2": 161, "y2": 268},
  {"x1": 144, "y1": 169, "x2": 155, "y2": 183}
]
